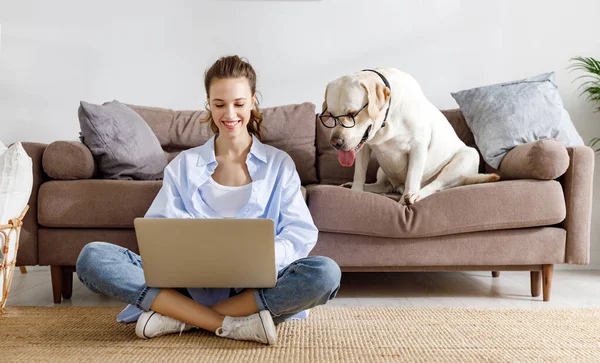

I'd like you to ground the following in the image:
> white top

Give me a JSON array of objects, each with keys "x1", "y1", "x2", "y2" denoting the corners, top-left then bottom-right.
[{"x1": 198, "y1": 177, "x2": 252, "y2": 218}]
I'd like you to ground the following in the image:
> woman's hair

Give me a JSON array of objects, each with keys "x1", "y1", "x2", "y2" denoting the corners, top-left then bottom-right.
[{"x1": 202, "y1": 55, "x2": 264, "y2": 141}]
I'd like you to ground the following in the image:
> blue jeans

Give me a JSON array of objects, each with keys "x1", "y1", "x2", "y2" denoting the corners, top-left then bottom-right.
[{"x1": 76, "y1": 242, "x2": 341, "y2": 324}]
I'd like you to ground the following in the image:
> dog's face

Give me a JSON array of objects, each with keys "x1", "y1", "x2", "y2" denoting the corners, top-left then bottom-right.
[{"x1": 321, "y1": 74, "x2": 391, "y2": 167}]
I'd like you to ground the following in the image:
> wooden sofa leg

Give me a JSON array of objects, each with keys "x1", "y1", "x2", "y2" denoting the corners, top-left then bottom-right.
[
  {"x1": 542, "y1": 264, "x2": 554, "y2": 302},
  {"x1": 530, "y1": 271, "x2": 541, "y2": 297},
  {"x1": 62, "y1": 266, "x2": 74, "y2": 299},
  {"x1": 492, "y1": 271, "x2": 500, "y2": 278},
  {"x1": 19, "y1": 266, "x2": 27, "y2": 274},
  {"x1": 51, "y1": 266, "x2": 75, "y2": 302},
  {"x1": 50, "y1": 266, "x2": 63, "y2": 304}
]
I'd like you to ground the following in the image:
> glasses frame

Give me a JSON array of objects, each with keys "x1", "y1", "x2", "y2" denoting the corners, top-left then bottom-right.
[{"x1": 318, "y1": 103, "x2": 369, "y2": 129}]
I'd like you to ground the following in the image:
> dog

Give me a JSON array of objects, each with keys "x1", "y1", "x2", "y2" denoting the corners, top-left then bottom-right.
[{"x1": 320, "y1": 68, "x2": 499, "y2": 205}]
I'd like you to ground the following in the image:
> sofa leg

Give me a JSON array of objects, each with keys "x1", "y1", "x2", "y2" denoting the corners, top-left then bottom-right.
[
  {"x1": 19, "y1": 266, "x2": 28, "y2": 274},
  {"x1": 542, "y1": 264, "x2": 554, "y2": 302},
  {"x1": 50, "y1": 266, "x2": 75, "y2": 303},
  {"x1": 492, "y1": 271, "x2": 500, "y2": 278},
  {"x1": 50, "y1": 266, "x2": 63, "y2": 304},
  {"x1": 530, "y1": 271, "x2": 541, "y2": 297},
  {"x1": 62, "y1": 266, "x2": 74, "y2": 299}
]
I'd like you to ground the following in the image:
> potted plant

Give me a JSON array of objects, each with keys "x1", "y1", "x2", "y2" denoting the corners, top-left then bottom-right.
[{"x1": 569, "y1": 56, "x2": 600, "y2": 154}]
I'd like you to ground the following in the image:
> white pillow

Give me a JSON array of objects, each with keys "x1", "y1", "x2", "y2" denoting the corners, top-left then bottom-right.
[
  {"x1": 0, "y1": 142, "x2": 33, "y2": 303},
  {"x1": 0, "y1": 142, "x2": 33, "y2": 223}
]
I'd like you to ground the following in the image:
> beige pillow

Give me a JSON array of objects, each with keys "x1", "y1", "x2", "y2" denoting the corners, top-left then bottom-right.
[
  {"x1": 485, "y1": 139, "x2": 569, "y2": 180},
  {"x1": 42, "y1": 141, "x2": 96, "y2": 180}
]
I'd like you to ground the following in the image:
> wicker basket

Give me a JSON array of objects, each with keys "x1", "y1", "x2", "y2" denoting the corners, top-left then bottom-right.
[{"x1": 0, "y1": 205, "x2": 29, "y2": 314}]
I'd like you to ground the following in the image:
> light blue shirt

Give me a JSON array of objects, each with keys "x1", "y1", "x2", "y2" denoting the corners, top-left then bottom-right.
[{"x1": 117, "y1": 134, "x2": 318, "y2": 322}]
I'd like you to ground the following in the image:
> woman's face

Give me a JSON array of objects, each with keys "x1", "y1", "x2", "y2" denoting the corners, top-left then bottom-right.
[{"x1": 208, "y1": 77, "x2": 256, "y2": 138}]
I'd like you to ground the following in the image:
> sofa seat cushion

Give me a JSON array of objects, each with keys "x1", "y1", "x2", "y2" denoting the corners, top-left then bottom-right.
[
  {"x1": 38, "y1": 181, "x2": 309, "y2": 228},
  {"x1": 39, "y1": 180, "x2": 162, "y2": 228},
  {"x1": 308, "y1": 180, "x2": 566, "y2": 239}
]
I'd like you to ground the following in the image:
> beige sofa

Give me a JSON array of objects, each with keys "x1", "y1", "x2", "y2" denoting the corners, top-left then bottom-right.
[{"x1": 18, "y1": 102, "x2": 595, "y2": 304}]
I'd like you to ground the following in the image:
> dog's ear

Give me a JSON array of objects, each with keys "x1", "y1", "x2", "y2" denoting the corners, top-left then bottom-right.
[
  {"x1": 321, "y1": 86, "x2": 328, "y2": 114},
  {"x1": 361, "y1": 80, "x2": 391, "y2": 120}
]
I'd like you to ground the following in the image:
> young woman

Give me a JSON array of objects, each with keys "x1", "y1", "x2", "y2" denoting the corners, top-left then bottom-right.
[{"x1": 76, "y1": 55, "x2": 341, "y2": 345}]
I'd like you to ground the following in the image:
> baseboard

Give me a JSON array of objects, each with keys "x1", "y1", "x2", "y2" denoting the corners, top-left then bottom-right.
[{"x1": 556, "y1": 264, "x2": 600, "y2": 271}]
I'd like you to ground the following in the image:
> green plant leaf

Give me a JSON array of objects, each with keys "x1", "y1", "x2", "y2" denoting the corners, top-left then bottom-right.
[
  {"x1": 569, "y1": 56, "x2": 600, "y2": 75},
  {"x1": 569, "y1": 56, "x2": 600, "y2": 113}
]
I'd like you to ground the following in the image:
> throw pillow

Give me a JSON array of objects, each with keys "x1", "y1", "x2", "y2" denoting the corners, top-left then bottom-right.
[
  {"x1": 485, "y1": 139, "x2": 570, "y2": 180},
  {"x1": 0, "y1": 142, "x2": 33, "y2": 224},
  {"x1": 451, "y1": 72, "x2": 584, "y2": 168},
  {"x1": 78, "y1": 100, "x2": 168, "y2": 180},
  {"x1": 0, "y1": 141, "x2": 33, "y2": 272}
]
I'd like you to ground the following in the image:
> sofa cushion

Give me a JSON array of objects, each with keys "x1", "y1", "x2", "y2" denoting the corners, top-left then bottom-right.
[
  {"x1": 129, "y1": 102, "x2": 318, "y2": 185},
  {"x1": 485, "y1": 139, "x2": 570, "y2": 180},
  {"x1": 38, "y1": 181, "x2": 309, "y2": 228},
  {"x1": 38, "y1": 180, "x2": 162, "y2": 228},
  {"x1": 127, "y1": 105, "x2": 209, "y2": 151},
  {"x1": 310, "y1": 228, "x2": 566, "y2": 267},
  {"x1": 78, "y1": 100, "x2": 168, "y2": 180},
  {"x1": 308, "y1": 180, "x2": 565, "y2": 239},
  {"x1": 42, "y1": 141, "x2": 96, "y2": 180}
]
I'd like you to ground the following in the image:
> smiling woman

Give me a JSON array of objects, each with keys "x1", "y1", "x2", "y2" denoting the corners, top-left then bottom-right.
[{"x1": 202, "y1": 55, "x2": 264, "y2": 142}]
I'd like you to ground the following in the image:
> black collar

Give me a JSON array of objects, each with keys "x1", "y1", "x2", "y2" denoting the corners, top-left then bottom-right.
[{"x1": 362, "y1": 69, "x2": 391, "y2": 128}]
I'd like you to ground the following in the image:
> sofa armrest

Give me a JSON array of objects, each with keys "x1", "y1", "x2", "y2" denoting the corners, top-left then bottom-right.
[
  {"x1": 485, "y1": 139, "x2": 570, "y2": 180},
  {"x1": 42, "y1": 141, "x2": 96, "y2": 180},
  {"x1": 18, "y1": 142, "x2": 49, "y2": 266},
  {"x1": 561, "y1": 146, "x2": 595, "y2": 264}
]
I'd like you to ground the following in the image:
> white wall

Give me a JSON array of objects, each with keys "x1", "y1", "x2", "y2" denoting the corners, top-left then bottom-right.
[{"x1": 1, "y1": 0, "x2": 599, "y2": 267}]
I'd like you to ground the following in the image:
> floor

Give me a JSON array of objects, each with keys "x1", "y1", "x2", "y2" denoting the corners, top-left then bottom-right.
[{"x1": 7, "y1": 267, "x2": 600, "y2": 308}]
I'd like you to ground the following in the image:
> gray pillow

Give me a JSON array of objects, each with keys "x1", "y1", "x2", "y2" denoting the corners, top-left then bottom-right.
[
  {"x1": 78, "y1": 100, "x2": 167, "y2": 180},
  {"x1": 451, "y1": 72, "x2": 584, "y2": 168}
]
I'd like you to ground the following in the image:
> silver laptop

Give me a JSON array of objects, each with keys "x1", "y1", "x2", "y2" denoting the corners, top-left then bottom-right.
[{"x1": 134, "y1": 218, "x2": 276, "y2": 288}]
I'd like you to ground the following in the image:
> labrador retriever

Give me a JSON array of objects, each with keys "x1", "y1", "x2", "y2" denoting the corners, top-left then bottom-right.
[{"x1": 320, "y1": 68, "x2": 499, "y2": 205}]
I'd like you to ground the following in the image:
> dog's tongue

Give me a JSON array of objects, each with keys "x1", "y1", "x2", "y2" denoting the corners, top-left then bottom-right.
[{"x1": 338, "y1": 150, "x2": 356, "y2": 167}]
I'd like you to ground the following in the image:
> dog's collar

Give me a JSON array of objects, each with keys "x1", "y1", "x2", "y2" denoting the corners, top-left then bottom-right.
[{"x1": 362, "y1": 69, "x2": 391, "y2": 128}]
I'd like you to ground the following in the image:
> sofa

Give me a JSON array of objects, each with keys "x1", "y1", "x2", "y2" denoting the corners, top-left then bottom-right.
[{"x1": 18, "y1": 102, "x2": 595, "y2": 304}]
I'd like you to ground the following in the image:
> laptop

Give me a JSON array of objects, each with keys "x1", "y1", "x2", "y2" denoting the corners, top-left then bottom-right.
[{"x1": 133, "y1": 218, "x2": 277, "y2": 289}]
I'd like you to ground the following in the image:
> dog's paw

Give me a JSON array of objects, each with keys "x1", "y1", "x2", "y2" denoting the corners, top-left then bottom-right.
[
  {"x1": 340, "y1": 182, "x2": 353, "y2": 189},
  {"x1": 402, "y1": 191, "x2": 422, "y2": 205}
]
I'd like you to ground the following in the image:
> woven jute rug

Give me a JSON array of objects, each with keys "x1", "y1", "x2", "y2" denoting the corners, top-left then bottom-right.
[{"x1": 2, "y1": 306, "x2": 600, "y2": 362}]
